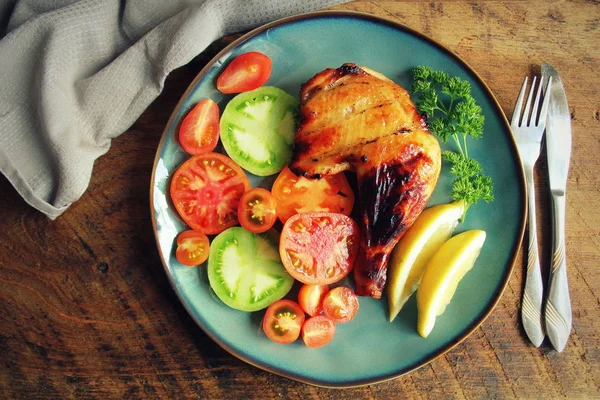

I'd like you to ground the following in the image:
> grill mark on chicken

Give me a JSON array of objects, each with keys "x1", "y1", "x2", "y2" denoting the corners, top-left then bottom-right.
[
  {"x1": 361, "y1": 153, "x2": 426, "y2": 249},
  {"x1": 299, "y1": 98, "x2": 400, "y2": 132}
]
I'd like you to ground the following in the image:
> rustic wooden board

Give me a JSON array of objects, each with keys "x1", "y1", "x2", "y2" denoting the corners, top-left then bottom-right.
[{"x1": 1, "y1": 1, "x2": 599, "y2": 398}]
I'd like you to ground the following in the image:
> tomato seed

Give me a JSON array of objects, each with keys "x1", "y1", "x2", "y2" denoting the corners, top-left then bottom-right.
[
  {"x1": 277, "y1": 311, "x2": 297, "y2": 320},
  {"x1": 189, "y1": 251, "x2": 200, "y2": 259},
  {"x1": 293, "y1": 222, "x2": 306, "y2": 232}
]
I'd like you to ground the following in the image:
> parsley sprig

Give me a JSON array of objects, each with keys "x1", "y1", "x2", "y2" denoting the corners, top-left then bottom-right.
[{"x1": 412, "y1": 66, "x2": 494, "y2": 221}]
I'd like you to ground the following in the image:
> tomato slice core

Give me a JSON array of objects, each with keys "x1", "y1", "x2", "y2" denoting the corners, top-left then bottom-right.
[
  {"x1": 238, "y1": 188, "x2": 277, "y2": 233},
  {"x1": 170, "y1": 153, "x2": 250, "y2": 234},
  {"x1": 263, "y1": 299, "x2": 306, "y2": 344},
  {"x1": 280, "y1": 212, "x2": 360, "y2": 285},
  {"x1": 271, "y1": 167, "x2": 355, "y2": 224}
]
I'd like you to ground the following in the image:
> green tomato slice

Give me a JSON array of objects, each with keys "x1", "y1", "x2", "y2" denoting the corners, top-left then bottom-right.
[
  {"x1": 220, "y1": 86, "x2": 298, "y2": 176},
  {"x1": 208, "y1": 227, "x2": 294, "y2": 312}
]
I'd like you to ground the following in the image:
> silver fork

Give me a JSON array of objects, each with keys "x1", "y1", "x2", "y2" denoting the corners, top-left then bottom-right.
[{"x1": 510, "y1": 75, "x2": 553, "y2": 347}]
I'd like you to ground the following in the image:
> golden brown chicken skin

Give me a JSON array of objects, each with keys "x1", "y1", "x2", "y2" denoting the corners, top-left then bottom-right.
[{"x1": 290, "y1": 64, "x2": 441, "y2": 299}]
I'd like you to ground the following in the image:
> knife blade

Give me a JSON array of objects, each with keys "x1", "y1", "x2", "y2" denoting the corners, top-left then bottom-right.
[{"x1": 541, "y1": 62, "x2": 572, "y2": 352}]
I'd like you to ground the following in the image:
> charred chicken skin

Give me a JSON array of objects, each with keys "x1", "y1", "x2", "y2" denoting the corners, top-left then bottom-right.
[{"x1": 290, "y1": 64, "x2": 441, "y2": 299}]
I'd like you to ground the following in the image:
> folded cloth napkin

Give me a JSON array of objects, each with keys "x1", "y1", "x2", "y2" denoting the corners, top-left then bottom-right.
[{"x1": 0, "y1": 0, "x2": 347, "y2": 219}]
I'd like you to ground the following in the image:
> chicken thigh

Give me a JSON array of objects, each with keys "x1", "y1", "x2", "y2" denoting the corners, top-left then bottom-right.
[{"x1": 290, "y1": 64, "x2": 441, "y2": 299}]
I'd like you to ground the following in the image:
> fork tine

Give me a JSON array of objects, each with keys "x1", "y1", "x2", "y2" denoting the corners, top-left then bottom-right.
[
  {"x1": 522, "y1": 76, "x2": 537, "y2": 127},
  {"x1": 531, "y1": 76, "x2": 544, "y2": 126},
  {"x1": 511, "y1": 77, "x2": 529, "y2": 126},
  {"x1": 538, "y1": 76, "x2": 553, "y2": 129}
]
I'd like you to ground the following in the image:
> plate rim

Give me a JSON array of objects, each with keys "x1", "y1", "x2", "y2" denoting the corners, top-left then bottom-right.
[{"x1": 149, "y1": 9, "x2": 526, "y2": 388}]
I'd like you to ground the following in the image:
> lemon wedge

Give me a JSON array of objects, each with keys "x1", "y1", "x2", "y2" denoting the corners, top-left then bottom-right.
[
  {"x1": 387, "y1": 201, "x2": 465, "y2": 322},
  {"x1": 416, "y1": 230, "x2": 487, "y2": 338}
]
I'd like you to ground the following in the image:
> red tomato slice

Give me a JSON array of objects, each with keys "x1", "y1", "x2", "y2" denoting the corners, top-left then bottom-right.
[
  {"x1": 237, "y1": 188, "x2": 277, "y2": 233},
  {"x1": 178, "y1": 99, "x2": 220, "y2": 155},
  {"x1": 263, "y1": 299, "x2": 306, "y2": 344},
  {"x1": 271, "y1": 167, "x2": 355, "y2": 224},
  {"x1": 175, "y1": 230, "x2": 210, "y2": 266},
  {"x1": 322, "y1": 286, "x2": 359, "y2": 323},
  {"x1": 301, "y1": 315, "x2": 336, "y2": 348},
  {"x1": 170, "y1": 152, "x2": 250, "y2": 234},
  {"x1": 298, "y1": 284, "x2": 330, "y2": 317},
  {"x1": 279, "y1": 212, "x2": 360, "y2": 285},
  {"x1": 217, "y1": 52, "x2": 272, "y2": 94}
]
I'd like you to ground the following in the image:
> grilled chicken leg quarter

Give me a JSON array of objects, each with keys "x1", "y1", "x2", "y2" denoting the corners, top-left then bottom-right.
[{"x1": 290, "y1": 64, "x2": 441, "y2": 299}]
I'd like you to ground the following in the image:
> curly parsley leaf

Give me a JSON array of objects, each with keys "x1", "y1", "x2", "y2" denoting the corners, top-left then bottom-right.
[
  {"x1": 451, "y1": 175, "x2": 494, "y2": 207},
  {"x1": 442, "y1": 76, "x2": 471, "y2": 100},
  {"x1": 412, "y1": 67, "x2": 494, "y2": 221},
  {"x1": 443, "y1": 151, "x2": 482, "y2": 178}
]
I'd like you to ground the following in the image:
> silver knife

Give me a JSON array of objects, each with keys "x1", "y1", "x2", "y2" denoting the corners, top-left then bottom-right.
[{"x1": 541, "y1": 62, "x2": 572, "y2": 352}]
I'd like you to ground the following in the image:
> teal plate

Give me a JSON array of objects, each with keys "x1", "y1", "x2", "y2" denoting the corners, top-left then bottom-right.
[{"x1": 150, "y1": 11, "x2": 525, "y2": 388}]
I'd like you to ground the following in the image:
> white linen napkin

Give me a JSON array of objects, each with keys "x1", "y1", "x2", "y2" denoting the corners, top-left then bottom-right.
[{"x1": 0, "y1": 0, "x2": 347, "y2": 219}]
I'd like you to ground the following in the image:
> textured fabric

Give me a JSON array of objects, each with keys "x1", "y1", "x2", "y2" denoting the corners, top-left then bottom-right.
[{"x1": 0, "y1": 0, "x2": 346, "y2": 218}]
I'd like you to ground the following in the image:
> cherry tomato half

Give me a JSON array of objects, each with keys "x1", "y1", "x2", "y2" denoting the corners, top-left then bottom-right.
[
  {"x1": 217, "y1": 52, "x2": 272, "y2": 94},
  {"x1": 322, "y1": 286, "x2": 359, "y2": 323},
  {"x1": 298, "y1": 284, "x2": 330, "y2": 317},
  {"x1": 178, "y1": 99, "x2": 220, "y2": 155},
  {"x1": 263, "y1": 299, "x2": 306, "y2": 344},
  {"x1": 237, "y1": 188, "x2": 277, "y2": 233},
  {"x1": 271, "y1": 167, "x2": 355, "y2": 224},
  {"x1": 301, "y1": 315, "x2": 336, "y2": 348},
  {"x1": 170, "y1": 152, "x2": 250, "y2": 234},
  {"x1": 175, "y1": 230, "x2": 210, "y2": 266},
  {"x1": 280, "y1": 212, "x2": 360, "y2": 285}
]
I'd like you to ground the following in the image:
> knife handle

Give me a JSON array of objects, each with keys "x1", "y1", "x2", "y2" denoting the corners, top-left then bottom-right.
[
  {"x1": 521, "y1": 167, "x2": 545, "y2": 347},
  {"x1": 545, "y1": 194, "x2": 572, "y2": 352}
]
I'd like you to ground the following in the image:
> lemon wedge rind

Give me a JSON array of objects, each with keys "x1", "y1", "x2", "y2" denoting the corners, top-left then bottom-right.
[
  {"x1": 416, "y1": 229, "x2": 487, "y2": 338},
  {"x1": 387, "y1": 201, "x2": 465, "y2": 322}
]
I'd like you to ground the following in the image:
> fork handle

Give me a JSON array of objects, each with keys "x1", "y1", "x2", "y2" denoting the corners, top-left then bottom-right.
[
  {"x1": 545, "y1": 193, "x2": 572, "y2": 352},
  {"x1": 521, "y1": 167, "x2": 545, "y2": 347}
]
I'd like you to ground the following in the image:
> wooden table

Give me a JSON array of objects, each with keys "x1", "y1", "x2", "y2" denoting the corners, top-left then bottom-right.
[{"x1": 1, "y1": 1, "x2": 598, "y2": 398}]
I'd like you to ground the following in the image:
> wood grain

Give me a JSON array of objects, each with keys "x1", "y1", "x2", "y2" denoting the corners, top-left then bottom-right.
[{"x1": 1, "y1": 1, "x2": 599, "y2": 398}]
